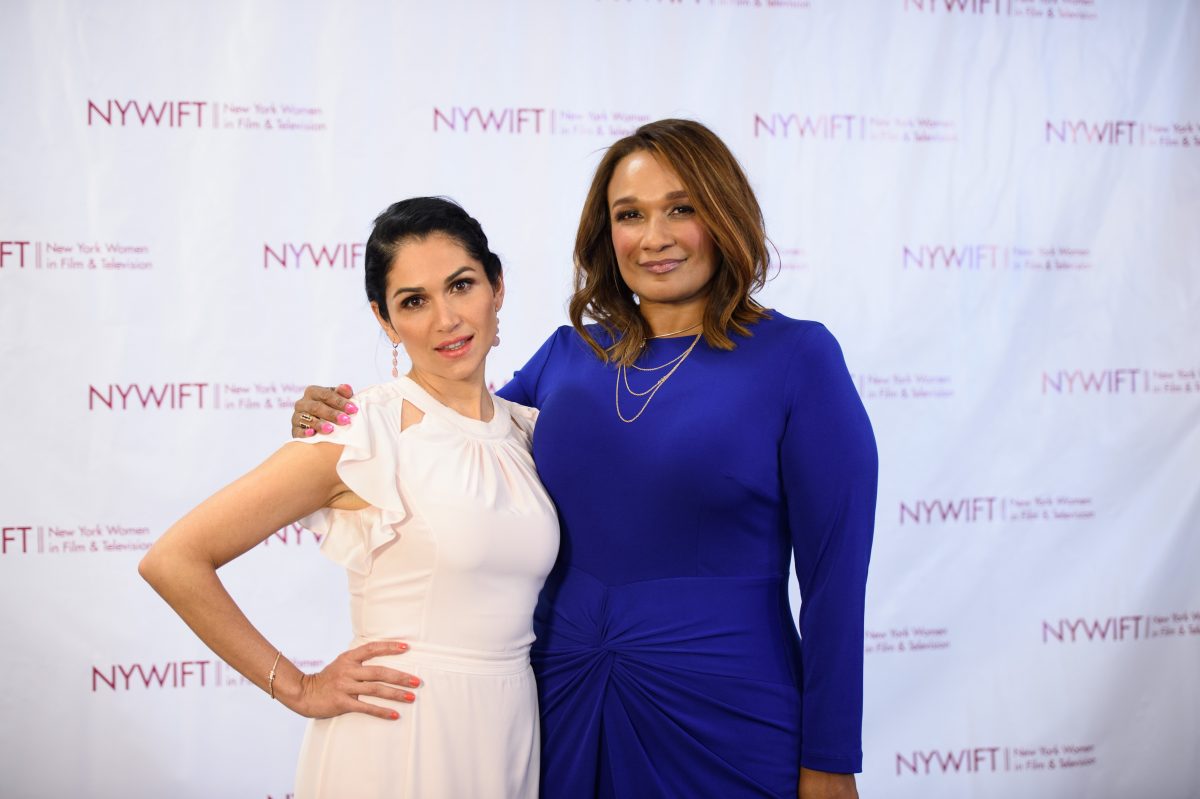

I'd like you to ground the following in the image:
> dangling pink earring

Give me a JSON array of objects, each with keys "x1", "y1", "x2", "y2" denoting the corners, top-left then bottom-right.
[
  {"x1": 391, "y1": 341, "x2": 400, "y2": 378},
  {"x1": 493, "y1": 315, "x2": 501, "y2": 348}
]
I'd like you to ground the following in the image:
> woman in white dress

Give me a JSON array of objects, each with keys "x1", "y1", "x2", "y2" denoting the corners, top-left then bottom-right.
[{"x1": 139, "y1": 197, "x2": 560, "y2": 798}]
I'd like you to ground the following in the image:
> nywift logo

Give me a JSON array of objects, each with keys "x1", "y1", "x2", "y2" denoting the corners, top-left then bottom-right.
[
  {"x1": 89, "y1": 383, "x2": 210, "y2": 410},
  {"x1": 1043, "y1": 611, "x2": 1200, "y2": 643},
  {"x1": 87, "y1": 99, "x2": 328, "y2": 132},
  {"x1": 1046, "y1": 119, "x2": 1197, "y2": 147},
  {"x1": 899, "y1": 495, "x2": 1096, "y2": 525},
  {"x1": 1041, "y1": 369, "x2": 1146, "y2": 394},
  {"x1": 753, "y1": 113, "x2": 866, "y2": 140},
  {"x1": 1043, "y1": 368, "x2": 1199, "y2": 395},
  {"x1": 902, "y1": 244, "x2": 1008, "y2": 270},
  {"x1": 432, "y1": 106, "x2": 650, "y2": 137},
  {"x1": 755, "y1": 113, "x2": 957, "y2": 143},
  {"x1": 92, "y1": 660, "x2": 214, "y2": 691},
  {"x1": 1041, "y1": 616, "x2": 1147, "y2": 643},
  {"x1": 92, "y1": 657, "x2": 328, "y2": 691},
  {"x1": 87, "y1": 99, "x2": 209, "y2": 128},
  {"x1": 905, "y1": 0, "x2": 1009, "y2": 13},
  {"x1": 897, "y1": 747, "x2": 1005, "y2": 775},
  {"x1": 899, "y1": 497, "x2": 997, "y2": 524},
  {"x1": 904, "y1": 0, "x2": 1099, "y2": 20},
  {"x1": 901, "y1": 244, "x2": 1092, "y2": 271},
  {"x1": 263, "y1": 242, "x2": 364, "y2": 270},
  {"x1": 896, "y1": 743, "x2": 1100, "y2": 776},
  {"x1": 433, "y1": 106, "x2": 547, "y2": 134},
  {"x1": 1046, "y1": 119, "x2": 1137, "y2": 145}
]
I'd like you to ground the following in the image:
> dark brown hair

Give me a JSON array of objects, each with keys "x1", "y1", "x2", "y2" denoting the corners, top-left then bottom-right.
[
  {"x1": 569, "y1": 119, "x2": 770, "y2": 365},
  {"x1": 365, "y1": 197, "x2": 502, "y2": 322}
]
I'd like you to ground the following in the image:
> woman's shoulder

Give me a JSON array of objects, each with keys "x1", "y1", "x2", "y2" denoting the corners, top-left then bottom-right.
[
  {"x1": 755, "y1": 314, "x2": 861, "y2": 404},
  {"x1": 749, "y1": 310, "x2": 838, "y2": 351},
  {"x1": 523, "y1": 324, "x2": 611, "y2": 376},
  {"x1": 547, "y1": 323, "x2": 614, "y2": 352}
]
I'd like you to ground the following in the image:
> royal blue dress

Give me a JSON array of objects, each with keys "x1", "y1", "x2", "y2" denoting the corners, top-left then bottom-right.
[{"x1": 497, "y1": 312, "x2": 877, "y2": 798}]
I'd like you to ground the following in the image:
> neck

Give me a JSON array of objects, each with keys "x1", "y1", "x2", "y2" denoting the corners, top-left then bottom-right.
[
  {"x1": 637, "y1": 296, "x2": 707, "y2": 338},
  {"x1": 407, "y1": 367, "x2": 493, "y2": 421}
]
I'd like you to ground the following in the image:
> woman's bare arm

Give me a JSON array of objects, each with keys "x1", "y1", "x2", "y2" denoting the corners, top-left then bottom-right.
[{"x1": 139, "y1": 441, "x2": 418, "y2": 720}]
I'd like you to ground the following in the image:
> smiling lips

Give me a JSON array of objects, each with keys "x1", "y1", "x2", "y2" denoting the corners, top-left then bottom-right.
[
  {"x1": 435, "y1": 335, "x2": 474, "y2": 358},
  {"x1": 640, "y1": 258, "x2": 684, "y2": 275}
]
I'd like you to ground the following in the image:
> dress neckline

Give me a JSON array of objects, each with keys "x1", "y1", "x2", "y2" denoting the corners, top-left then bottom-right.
[{"x1": 398, "y1": 376, "x2": 511, "y2": 440}]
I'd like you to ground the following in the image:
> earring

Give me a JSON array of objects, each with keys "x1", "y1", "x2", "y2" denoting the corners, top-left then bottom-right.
[
  {"x1": 391, "y1": 341, "x2": 400, "y2": 378},
  {"x1": 493, "y1": 315, "x2": 501, "y2": 348}
]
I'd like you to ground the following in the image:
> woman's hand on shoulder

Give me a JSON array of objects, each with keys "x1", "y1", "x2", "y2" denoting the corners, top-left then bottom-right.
[
  {"x1": 283, "y1": 641, "x2": 421, "y2": 721},
  {"x1": 798, "y1": 767, "x2": 858, "y2": 799},
  {"x1": 292, "y1": 384, "x2": 357, "y2": 439}
]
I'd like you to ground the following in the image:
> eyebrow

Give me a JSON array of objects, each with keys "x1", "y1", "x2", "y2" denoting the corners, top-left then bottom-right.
[
  {"x1": 610, "y1": 190, "x2": 691, "y2": 208},
  {"x1": 391, "y1": 265, "x2": 478, "y2": 298}
]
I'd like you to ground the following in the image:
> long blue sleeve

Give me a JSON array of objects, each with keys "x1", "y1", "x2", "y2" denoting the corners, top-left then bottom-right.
[{"x1": 781, "y1": 324, "x2": 878, "y2": 773}]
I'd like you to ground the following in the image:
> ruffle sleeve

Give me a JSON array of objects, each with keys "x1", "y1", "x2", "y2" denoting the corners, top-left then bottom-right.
[{"x1": 294, "y1": 388, "x2": 411, "y2": 575}]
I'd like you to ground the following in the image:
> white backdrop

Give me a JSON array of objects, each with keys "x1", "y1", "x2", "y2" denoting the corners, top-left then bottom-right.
[{"x1": 2, "y1": 1, "x2": 1198, "y2": 797}]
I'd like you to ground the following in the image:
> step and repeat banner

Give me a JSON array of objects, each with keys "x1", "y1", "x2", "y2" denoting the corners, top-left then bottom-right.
[{"x1": 2, "y1": 1, "x2": 1198, "y2": 797}]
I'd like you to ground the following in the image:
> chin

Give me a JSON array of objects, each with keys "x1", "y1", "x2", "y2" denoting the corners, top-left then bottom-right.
[
  {"x1": 426, "y1": 357, "x2": 487, "y2": 382},
  {"x1": 638, "y1": 286, "x2": 709, "y2": 305}
]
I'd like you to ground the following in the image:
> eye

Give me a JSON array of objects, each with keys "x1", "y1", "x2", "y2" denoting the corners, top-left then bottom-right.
[
  {"x1": 669, "y1": 204, "x2": 695, "y2": 216},
  {"x1": 399, "y1": 295, "x2": 425, "y2": 310},
  {"x1": 450, "y1": 277, "x2": 475, "y2": 293},
  {"x1": 614, "y1": 208, "x2": 640, "y2": 222}
]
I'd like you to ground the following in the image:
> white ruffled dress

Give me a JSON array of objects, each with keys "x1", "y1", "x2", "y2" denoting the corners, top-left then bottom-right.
[{"x1": 291, "y1": 377, "x2": 559, "y2": 799}]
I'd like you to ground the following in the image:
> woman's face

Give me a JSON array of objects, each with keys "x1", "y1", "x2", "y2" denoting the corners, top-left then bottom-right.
[
  {"x1": 371, "y1": 233, "x2": 502, "y2": 387},
  {"x1": 607, "y1": 150, "x2": 719, "y2": 311}
]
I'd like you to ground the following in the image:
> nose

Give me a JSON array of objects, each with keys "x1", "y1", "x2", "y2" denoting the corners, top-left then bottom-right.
[
  {"x1": 432, "y1": 298, "x2": 462, "y2": 333},
  {"x1": 641, "y1": 212, "x2": 674, "y2": 251}
]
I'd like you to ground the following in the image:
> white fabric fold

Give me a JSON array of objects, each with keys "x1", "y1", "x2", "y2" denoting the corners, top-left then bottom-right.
[
  {"x1": 295, "y1": 385, "x2": 411, "y2": 575},
  {"x1": 293, "y1": 379, "x2": 542, "y2": 575}
]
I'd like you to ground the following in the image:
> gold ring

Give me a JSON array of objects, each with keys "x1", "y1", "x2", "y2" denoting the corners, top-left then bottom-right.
[{"x1": 299, "y1": 413, "x2": 314, "y2": 423}]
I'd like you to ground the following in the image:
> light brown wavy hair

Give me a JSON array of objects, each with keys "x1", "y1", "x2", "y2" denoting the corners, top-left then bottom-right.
[{"x1": 569, "y1": 118, "x2": 771, "y2": 365}]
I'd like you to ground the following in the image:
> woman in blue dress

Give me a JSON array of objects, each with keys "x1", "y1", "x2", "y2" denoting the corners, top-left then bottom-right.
[{"x1": 294, "y1": 119, "x2": 877, "y2": 799}]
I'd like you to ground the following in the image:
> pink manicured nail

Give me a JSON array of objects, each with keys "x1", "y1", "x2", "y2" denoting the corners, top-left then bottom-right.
[
  {"x1": 395, "y1": 642, "x2": 408, "y2": 651},
  {"x1": 403, "y1": 692, "x2": 415, "y2": 702},
  {"x1": 304, "y1": 428, "x2": 315, "y2": 438},
  {"x1": 389, "y1": 711, "x2": 399, "y2": 720},
  {"x1": 320, "y1": 422, "x2": 334, "y2": 434},
  {"x1": 408, "y1": 677, "x2": 421, "y2": 687},
  {"x1": 336, "y1": 413, "x2": 351, "y2": 425},
  {"x1": 345, "y1": 402, "x2": 358, "y2": 414}
]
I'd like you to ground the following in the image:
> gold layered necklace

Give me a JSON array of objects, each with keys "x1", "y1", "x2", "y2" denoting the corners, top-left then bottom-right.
[{"x1": 615, "y1": 325, "x2": 703, "y2": 423}]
